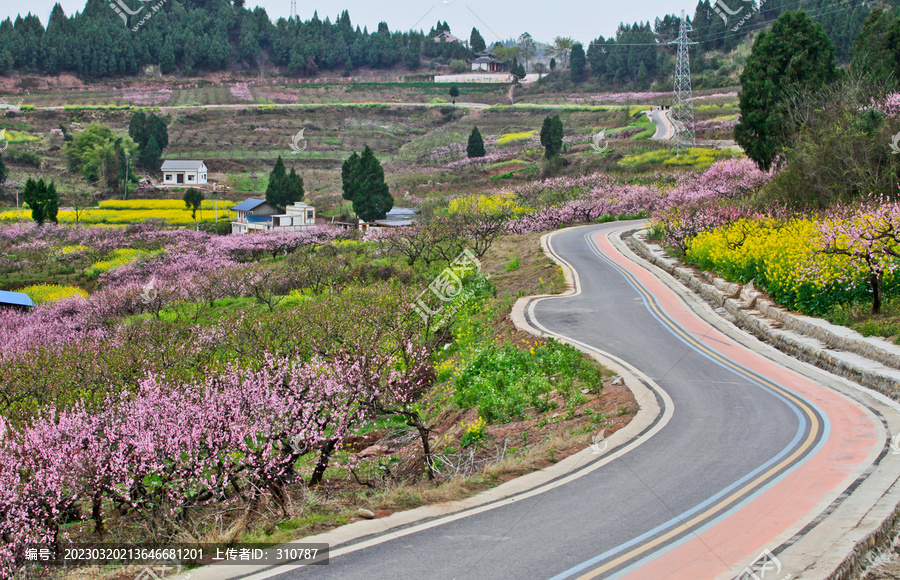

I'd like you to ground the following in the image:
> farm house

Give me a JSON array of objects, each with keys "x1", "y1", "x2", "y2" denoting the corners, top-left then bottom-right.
[
  {"x1": 161, "y1": 160, "x2": 208, "y2": 186},
  {"x1": 231, "y1": 199, "x2": 317, "y2": 234}
]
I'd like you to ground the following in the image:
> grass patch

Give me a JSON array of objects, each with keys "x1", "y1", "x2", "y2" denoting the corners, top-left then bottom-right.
[{"x1": 826, "y1": 299, "x2": 900, "y2": 345}]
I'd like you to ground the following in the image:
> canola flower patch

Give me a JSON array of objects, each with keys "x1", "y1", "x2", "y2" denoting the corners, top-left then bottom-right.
[
  {"x1": 18, "y1": 284, "x2": 89, "y2": 304},
  {"x1": 685, "y1": 215, "x2": 900, "y2": 315}
]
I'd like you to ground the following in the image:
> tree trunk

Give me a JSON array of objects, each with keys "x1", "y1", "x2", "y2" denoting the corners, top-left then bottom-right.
[
  {"x1": 872, "y1": 272, "x2": 883, "y2": 315},
  {"x1": 309, "y1": 438, "x2": 338, "y2": 487},
  {"x1": 269, "y1": 480, "x2": 290, "y2": 517},
  {"x1": 92, "y1": 490, "x2": 105, "y2": 539},
  {"x1": 406, "y1": 413, "x2": 434, "y2": 481}
]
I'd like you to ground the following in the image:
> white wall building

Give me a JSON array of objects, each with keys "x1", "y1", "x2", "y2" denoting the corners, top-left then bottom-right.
[
  {"x1": 231, "y1": 199, "x2": 317, "y2": 234},
  {"x1": 161, "y1": 160, "x2": 208, "y2": 186}
]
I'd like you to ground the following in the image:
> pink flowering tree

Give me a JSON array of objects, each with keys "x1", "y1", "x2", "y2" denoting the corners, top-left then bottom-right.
[{"x1": 813, "y1": 200, "x2": 900, "y2": 314}]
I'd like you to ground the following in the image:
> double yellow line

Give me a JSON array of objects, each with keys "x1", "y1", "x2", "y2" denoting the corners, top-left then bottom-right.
[{"x1": 576, "y1": 232, "x2": 823, "y2": 579}]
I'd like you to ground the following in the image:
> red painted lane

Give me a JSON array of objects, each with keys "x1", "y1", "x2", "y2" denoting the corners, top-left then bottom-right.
[{"x1": 588, "y1": 229, "x2": 881, "y2": 579}]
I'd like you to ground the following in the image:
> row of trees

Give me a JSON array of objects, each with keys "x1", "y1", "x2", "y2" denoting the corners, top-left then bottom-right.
[
  {"x1": 0, "y1": 0, "x2": 881, "y2": 83},
  {"x1": 0, "y1": 4, "x2": 483, "y2": 79}
]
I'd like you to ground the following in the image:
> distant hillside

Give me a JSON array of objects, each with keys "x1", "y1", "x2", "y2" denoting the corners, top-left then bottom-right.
[{"x1": 0, "y1": 0, "x2": 890, "y2": 88}]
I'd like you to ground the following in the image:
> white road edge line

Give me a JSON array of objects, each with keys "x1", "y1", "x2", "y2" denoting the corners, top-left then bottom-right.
[{"x1": 175, "y1": 225, "x2": 673, "y2": 580}]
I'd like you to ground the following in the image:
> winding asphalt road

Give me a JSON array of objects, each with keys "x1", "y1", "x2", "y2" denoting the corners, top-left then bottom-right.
[
  {"x1": 647, "y1": 108, "x2": 674, "y2": 141},
  {"x1": 243, "y1": 221, "x2": 885, "y2": 580}
]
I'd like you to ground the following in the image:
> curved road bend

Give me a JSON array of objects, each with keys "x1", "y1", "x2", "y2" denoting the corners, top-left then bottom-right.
[
  {"x1": 648, "y1": 108, "x2": 674, "y2": 141},
  {"x1": 261, "y1": 221, "x2": 883, "y2": 580}
]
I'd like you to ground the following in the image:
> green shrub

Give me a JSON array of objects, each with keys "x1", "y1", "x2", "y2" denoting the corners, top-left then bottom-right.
[{"x1": 451, "y1": 339, "x2": 601, "y2": 423}]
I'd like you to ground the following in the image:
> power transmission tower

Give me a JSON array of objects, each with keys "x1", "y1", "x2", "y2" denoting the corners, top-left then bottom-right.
[
  {"x1": 290, "y1": 0, "x2": 297, "y2": 20},
  {"x1": 668, "y1": 11, "x2": 697, "y2": 152}
]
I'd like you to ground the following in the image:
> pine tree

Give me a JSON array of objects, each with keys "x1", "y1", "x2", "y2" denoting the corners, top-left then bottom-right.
[
  {"x1": 160, "y1": 38, "x2": 176, "y2": 74},
  {"x1": 735, "y1": 11, "x2": 838, "y2": 170},
  {"x1": 540, "y1": 116, "x2": 553, "y2": 155},
  {"x1": 22, "y1": 178, "x2": 59, "y2": 225},
  {"x1": 470, "y1": 28, "x2": 486, "y2": 53},
  {"x1": 551, "y1": 116, "x2": 564, "y2": 155},
  {"x1": 570, "y1": 42, "x2": 586, "y2": 82},
  {"x1": 467, "y1": 126, "x2": 485, "y2": 158},
  {"x1": 130, "y1": 111, "x2": 167, "y2": 171},
  {"x1": 44, "y1": 181, "x2": 58, "y2": 224},
  {"x1": 142, "y1": 135, "x2": 162, "y2": 173},
  {"x1": 285, "y1": 167, "x2": 305, "y2": 205},
  {"x1": 128, "y1": 111, "x2": 147, "y2": 147},
  {"x1": 851, "y1": 8, "x2": 900, "y2": 81},
  {"x1": 341, "y1": 152, "x2": 360, "y2": 201},
  {"x1": 265, "y1": 156, "x2": 291, "y2": 210},
  {"x1": 341, "y1": 146, "x2": 393, "y2": 222}
]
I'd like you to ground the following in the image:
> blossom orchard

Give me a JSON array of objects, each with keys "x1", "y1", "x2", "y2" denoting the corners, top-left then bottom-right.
[
  {"x1": 0, "y1": 348, "x2": 433, "y2": 577},
  {"x1": 504, "y1": 157, "x2": 773, "y2": 236}
]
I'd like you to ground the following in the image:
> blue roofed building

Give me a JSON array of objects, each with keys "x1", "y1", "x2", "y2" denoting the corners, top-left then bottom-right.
[
  {"x1": 231, "y1": 198, "x2": 318, "y2": 234},
  {"x1": 0, "y1": 290, "x2": 35, "y2": 310}
]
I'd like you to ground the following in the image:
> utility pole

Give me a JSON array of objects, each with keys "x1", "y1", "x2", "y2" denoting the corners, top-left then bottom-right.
[
  {"x1": 669, "y1": 11, "x2": 697, "y2": 153},
  {"x1": 290, "y1": 0, "x2": 296, "y2": 20},
  {"x1": 122, "y1": 149, "x2": 130, "y2": 200}
]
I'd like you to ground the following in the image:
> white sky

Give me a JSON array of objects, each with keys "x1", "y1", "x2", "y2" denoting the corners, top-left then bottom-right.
[{"x1": 0, "y1": 0, "x2": 691, "y2": 45}]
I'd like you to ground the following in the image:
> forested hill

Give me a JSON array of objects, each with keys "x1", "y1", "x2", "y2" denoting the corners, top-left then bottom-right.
[
  {"x1": 0, "y1": 0, "x2": 892, "y2": 84},
  {"x1": 686, "y1": 0, "x2": 877, "y2": 60}
]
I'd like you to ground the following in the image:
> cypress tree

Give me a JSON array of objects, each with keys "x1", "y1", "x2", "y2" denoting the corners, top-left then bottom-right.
[
  {"x1": 265, "y1": 156, "x2": 289, "y2": 209},
  {"x1": 540, "y1": 115, "x2": 564, "y2": 158},
  {"x1": 22, "y1": 178, "x2": 59, "y2": 225},
  {"x1": 467, "y1": 126, "x2": 486, "y2": 158},
  {"x1": 570, "y1": 42, "x2": 586, "y2": 81},
  {"x1": 470, "y1": 28, "x2": 486, "y2": 52},
  {"x1": 341, "y1": 146, "x2": 393, "y2": 222},
  {"x1": 735, "y1": 11, "x2": 838, "y2": 170}
]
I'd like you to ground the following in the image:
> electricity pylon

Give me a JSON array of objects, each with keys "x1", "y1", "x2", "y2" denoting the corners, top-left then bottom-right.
[{"x1": 668, "y1": 10, "x2": 697, "y2": 152}]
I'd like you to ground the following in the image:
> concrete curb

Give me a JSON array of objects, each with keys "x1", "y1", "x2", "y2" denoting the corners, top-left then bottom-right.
[
  {"x1": 624, "y1": 230, "x2": 900, "y2": 401},
  {"x1": 622, "y1": 228, "x2": 900, "y2": 580},
  {"x1": 170, "y1": 228, "x2": 664, "y2": 580}
]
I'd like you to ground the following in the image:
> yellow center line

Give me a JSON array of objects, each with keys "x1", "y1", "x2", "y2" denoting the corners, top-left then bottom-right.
[{"x1": 575, "y1": 234, "x2": 822, "y2": 579}]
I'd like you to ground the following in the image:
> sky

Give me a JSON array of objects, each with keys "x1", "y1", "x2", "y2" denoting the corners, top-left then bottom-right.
[{"x1": 0, "y1": 0, "x2": 691, "y2": 44}]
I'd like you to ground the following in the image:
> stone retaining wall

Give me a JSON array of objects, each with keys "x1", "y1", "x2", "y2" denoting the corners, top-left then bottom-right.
[
  {"x1": 624, "y1": 231, "x2": 900, "y2": 401},
  {"x1": 622, "y1": 228, "x2": 900, "y2": 580}
]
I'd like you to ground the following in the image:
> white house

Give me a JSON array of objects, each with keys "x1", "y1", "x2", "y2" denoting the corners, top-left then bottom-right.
[
  {"x1": 231, "y1": 199, "x2": 317, "y2": 234},
  {"x1": 161, "y1": 160, "x2": 208, "y2": 186}
]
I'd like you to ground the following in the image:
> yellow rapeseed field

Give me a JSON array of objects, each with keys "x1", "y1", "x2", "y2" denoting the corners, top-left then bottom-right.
[{"x1": 19, "y1": 284, "x2": 89, "y2": 304}]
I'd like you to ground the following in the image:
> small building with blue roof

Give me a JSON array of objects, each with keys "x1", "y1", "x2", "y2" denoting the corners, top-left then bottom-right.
[
  {"x1": 0, "y1": 290, "x2": 35, "y2": 310},
  {"x1": 231, "y1": 198, "x2": 318, "y2": 234}
]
